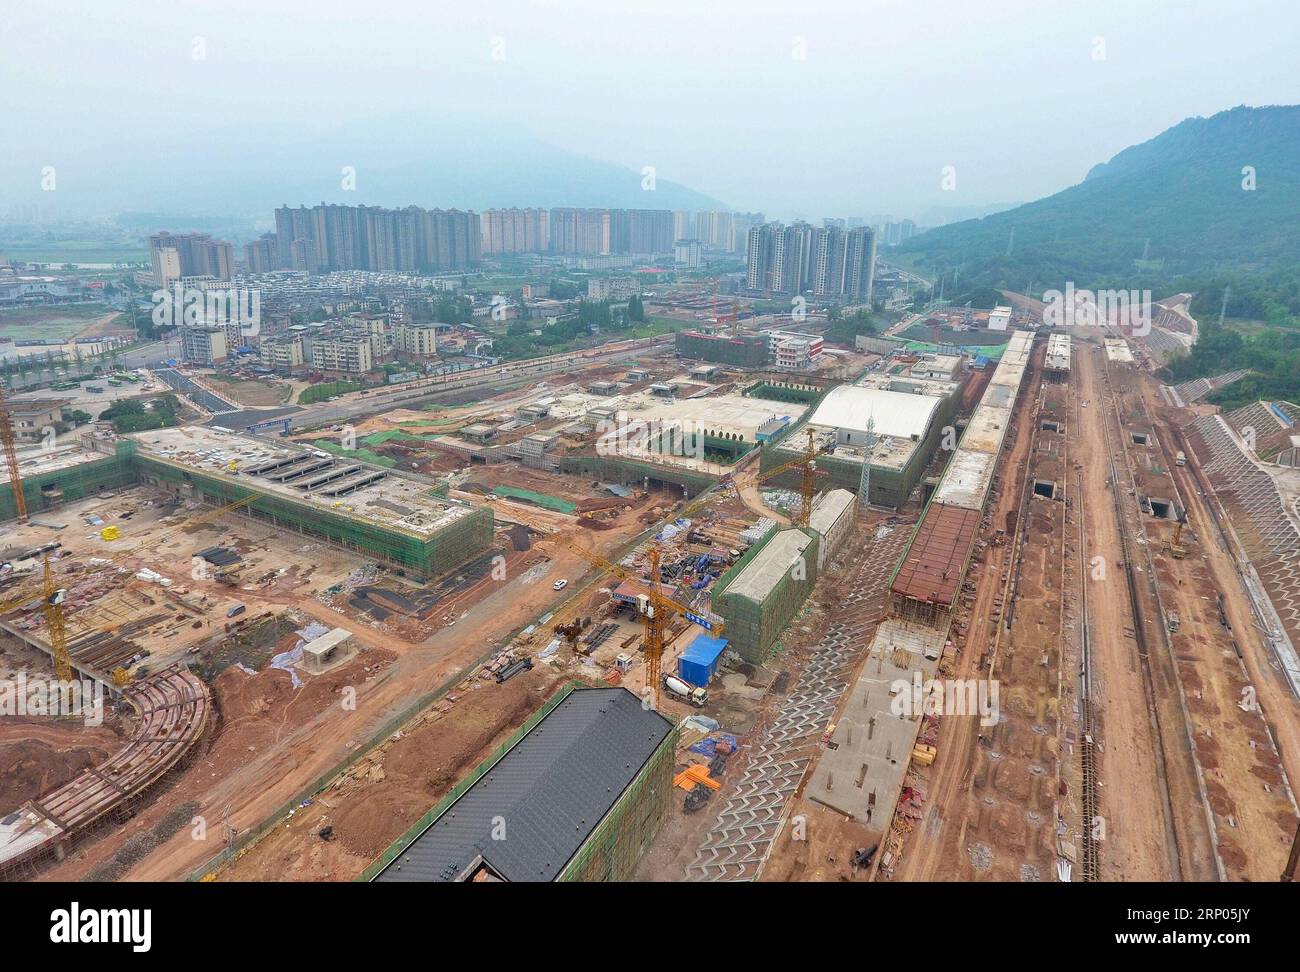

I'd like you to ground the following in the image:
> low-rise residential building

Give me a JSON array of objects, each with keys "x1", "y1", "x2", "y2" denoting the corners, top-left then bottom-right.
[
  {"x1": 8, "y1": 398, "x2": 72, "y2": 442},
  {"x1": 180, "y1": 326, "x2": 229, "y2": 366},
  {"x1": 260, "y1": 334, "x2": 305, "y2": 372},
  {"x1": 311, "y1": 335, "x2": 373, "y2": 374},
  {"x1": 393, "y1": 321, "x2": 440, "y2": 357},
  {"x1": 586, "y1": 276, "x2": 639, "y2": 301}
]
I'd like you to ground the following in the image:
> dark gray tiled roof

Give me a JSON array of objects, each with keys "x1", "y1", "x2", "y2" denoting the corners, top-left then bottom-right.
[{"x1": 371, "y1": 687, "x2": 672, "y2": 882}]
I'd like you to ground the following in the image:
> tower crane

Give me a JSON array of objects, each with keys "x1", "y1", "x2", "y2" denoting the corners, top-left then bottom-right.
[
  {"x1": 0, "y1": 492, "x2": 264, "y2": 687},
  {"x1": 544, "y1": 532, "x2": 723, "y2": 710},
  {"x1": 0, "y1": 379, "x2": 28, "y2": 521}
]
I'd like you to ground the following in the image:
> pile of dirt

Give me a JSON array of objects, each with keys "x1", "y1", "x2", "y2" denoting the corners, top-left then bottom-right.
[
  {"x1": 329, "y1": 673, "x2": 557, "y2": 860},
  {"x1": 0, "y1": 724, "x2": 121, "y2": 815}
]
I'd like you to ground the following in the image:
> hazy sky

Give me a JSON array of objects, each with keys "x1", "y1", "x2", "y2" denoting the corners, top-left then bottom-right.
[{"x1": 5, "y1": 0, "x2": 1299, "y2": 219}]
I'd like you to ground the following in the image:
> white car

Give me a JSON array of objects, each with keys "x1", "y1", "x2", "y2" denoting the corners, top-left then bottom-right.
[{"x1": 553, "y1": 579, "x2": 568, "y2": 591}]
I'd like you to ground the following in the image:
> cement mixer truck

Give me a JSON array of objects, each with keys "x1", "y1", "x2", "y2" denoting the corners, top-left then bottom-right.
[{"x1": 662, "y1": 674, "x2": 708, "y2": 708}]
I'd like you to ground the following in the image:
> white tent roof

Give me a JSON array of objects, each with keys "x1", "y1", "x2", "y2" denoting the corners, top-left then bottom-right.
[{"x1": 809, "y1": 385, "x2": 942, "y2": 439}]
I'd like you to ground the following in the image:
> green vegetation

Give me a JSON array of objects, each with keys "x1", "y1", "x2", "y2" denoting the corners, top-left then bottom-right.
[
  {"x1": 823, "y1": 308, "x2": 885, "y2": 345},
  {"x1": 309, "y1": 439, "x2": 398, "y2": 468},
  {"x1": 1168, "y1": 322, "x2": 1300, "y2": 411},
  {"x1": 409, "y1": 294, "x2": 473, "y2": 324},
  {"x1": 99, "y1": 395, "x2": 180, "y2": 433},
  {"x1": 0, "y1": 303, "x2": 121, "y2": 342},
  {"x1": 898, "y1": 106, "x2": 1300, "y2": 307},
  {"x1": 299, "y1": 379, "x2": 369, "y2": 404}
]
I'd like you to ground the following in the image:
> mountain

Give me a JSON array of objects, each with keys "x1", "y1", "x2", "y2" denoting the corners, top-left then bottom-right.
[
  {"x1": 897, "y1": 105, "x2": 1300, "y2": 291},
  {"x1": 0, "y1": 115, "x2": 729, "y2": 219}
]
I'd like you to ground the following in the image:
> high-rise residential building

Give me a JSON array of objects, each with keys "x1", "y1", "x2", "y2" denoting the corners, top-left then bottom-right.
[
  {"x1": 243, "y1": 234, "x2": 278, "y2": 274},
  {"x1": 695, "y1": 211, "x2": 731, "y2": 251},
  {"x1": 547, "y1": 208, "x2": 674, "y2": 256},
  {"x1": 272, "y1": 204, "x2": 481, "y2": 273},
  {"x1": 482, "y1": 208, "x2": 549, "y2": 253},
  {"x1": 673, "y1": 210, "x2": 694, "y2": 242},
  {"x1": 746, "y1": 222, "x2": 873, "y2": 300},
  {"x1": 842, "y1": 226, "x2": 877, "y2": 301},
  {"x1": 811, "y1": 226, "x2": 846, "y2": 297},
  {"x1": 290, "y1": 237, "x2": 320, "y2": 274},
  {"x1": 149, "y1": 232, "x2": 235, "y2": 286},
  {"x1": 674, "y1": 240, "x2": 702, "y2": 269}
]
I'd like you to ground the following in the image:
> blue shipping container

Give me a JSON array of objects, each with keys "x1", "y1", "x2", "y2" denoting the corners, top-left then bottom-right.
[{"x1": 678, "y1": 634, "x2": 728, "y2": 687}]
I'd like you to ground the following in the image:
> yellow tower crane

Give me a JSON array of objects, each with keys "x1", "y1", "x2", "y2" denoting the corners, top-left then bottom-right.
[
  {"x1": 41, "y1": 555, "x2": 72, "y2": 682},
  {"x1": 544, "y1": 532, "x2": 723, "y2": 710},
  {"x1": 0, "y1": 379, "x2": 28, "y2": 522}
]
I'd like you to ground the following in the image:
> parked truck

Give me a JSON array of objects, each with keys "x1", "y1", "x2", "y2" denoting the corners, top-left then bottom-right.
[
  {"x1": 1175, "y1": 450, "x2": 1187, "y2": 467},
  {"x1": 662, "y1": 674, "x2": 708, "y2": 708}
]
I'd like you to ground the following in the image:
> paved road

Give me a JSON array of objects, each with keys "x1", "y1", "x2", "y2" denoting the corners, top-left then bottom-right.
[{"x1": 216, "y1": 333, "x2": 674, "y2": 434}]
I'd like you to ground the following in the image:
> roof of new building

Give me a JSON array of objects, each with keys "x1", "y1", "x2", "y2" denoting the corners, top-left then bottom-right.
[
  {"x1": 808, "y1": 488, "x2": 855, "y2": 536},
  {"x1": 371, "y1": 687, "x2": 672, "y2": 882},
  {"x1": 891, "y1": 503, "x2": 981, "y2": 606},
  {"x1": 808, "y1": 385, "x2": 941, "y2": 439},
  {"x1": 723, "y1": 529, "x2": 814, "y2": 602}
]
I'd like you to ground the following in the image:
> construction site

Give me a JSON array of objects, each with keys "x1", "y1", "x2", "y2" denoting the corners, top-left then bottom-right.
[{"x1": 1, "y1": 320, "x2": 1297, "y2": 887}]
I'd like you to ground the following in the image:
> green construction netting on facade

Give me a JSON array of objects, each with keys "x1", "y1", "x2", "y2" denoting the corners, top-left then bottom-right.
[
  {"x1": 0, "y1": 446, "x2": 136, "y2": 523},
  {"x1": 758, "y1": 385, "x2": 960, "y2": 508},
  {"x1": 744, "y1": 381, "x2": 822, "y2": 405},
  {"x1": 713, "y1": 528, "x2": 820, "y2": 663},
  {"x1": 134, "y1": 454, "x2": 492, "y2": 580},
  {"x1": 559, "y1": 722, "x2": 679, "y2": 882},
  {"x1": 558, "y1": 455, "x2": 717, "y2": 499}
]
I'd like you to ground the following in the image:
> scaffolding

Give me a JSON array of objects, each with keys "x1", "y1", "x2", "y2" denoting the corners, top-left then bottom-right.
[
  {"x1": 133, "y1": 454, "x2": 493, "y2": 580},
  {"x1": 712, "y1": 527, "x2": 820, "y2": 663},
  {"x1": 0, "y1": 445, "x2": 136, "y2": 523},
  {"x1": 560, "y1": 722, "x2": 679, "y2": 882}
]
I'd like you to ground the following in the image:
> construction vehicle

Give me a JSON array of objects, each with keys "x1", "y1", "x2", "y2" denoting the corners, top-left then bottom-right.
[
  {"x1": 545, "y1": 533, "x2": 723, "y2": 710},
  {"x1": 662, "y1": 674, "x2": 708, "y2": 707},
  {"x1": 1163, "y1": 514, "x2": 1189, "y2": 559}
]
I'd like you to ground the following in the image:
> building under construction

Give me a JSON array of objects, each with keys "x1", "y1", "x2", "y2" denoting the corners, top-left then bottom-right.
[
  {"x1": 711, "y1": 527, "x2": 820, "y2": 663},
  {"x1": 804, "y1": 330, "x2": 1036, "y2": 839},
  {"x1": 675, "y1": 330, "x2": 770, "y2": 369},
  {"x1": 890, "y1": 329, "x2": 1034, "y2": 626},
  {"x1": 761, "y1": 378, "x2": 961, "y2": 508},
  {"x1": 0, "y1": 438, "x2": 137, "y2": 522},
  {"x1": 0, "y1": 428, "x2": 493, "y2": 582},
  {"x1": 365, "y1": 685, "x2": 676, "y2": 882}
]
